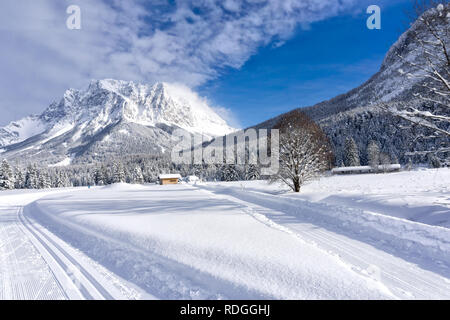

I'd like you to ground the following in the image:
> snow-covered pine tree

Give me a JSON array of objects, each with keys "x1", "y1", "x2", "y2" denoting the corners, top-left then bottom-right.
[
  {"x1": 62, "y1": 171, "x2": 71, "y2": 187},
  {"x1": 38, "y1": 171, "x2": 51, "y2": 189},
  {"x1": 379, "y1": 152, "x2": 392, "y2": 173},
  {"x1": 101, "y1": 165, "x2": 109, "y2": 185},
  {"x1": 367, "y1": 140, "x2": 381, "y2": 168},
  {"x1": 204, "y1": 164, "x2": 220, "y2": 182},
  {"x1": 93, "y1": 167, "x2": 100, "y2": 185},
  {"x1": 36, "y1": 171, "x2": 43, "y2": 189},
  {"x1": 192, "y1": 164, "x2": 203, "y2": 180},
  {"x1": 380, "y1": 152, "x2": 391, "y2": 165},
  {"x1": 245, "y1": 164, "x2": 260, "y2": 181},
  {"x1": 236, "y1": 165, "x2": 245, "y2": 180},
  {"x1": 344, "y1": 138, "x2": 360, "y2": 167},
  {"x1": 54, "y1": 170, "x2": 70, "y2": 188},
  {"x1": 131, "y1": 166, "x2": 144, "y2": 184},
  {"x1": 428, "y1": 155, "x2": 442, "y2": 168},
  {"x1": 94, "y1": 166, "x2": 107, "y2": 186},
  {"x1": 391, "y1": 154, "x2": 399, "y2": 165},
  {"x1": 54, "y1": 170, "x2": 63, "y2": 188},
  {"x1": 124, "y1": 165, "x2": 132, "y2": 183},
  {"x1": 405, "y1": 158, "x2": 413, "y2": 171},
  {"x1": 112, "y1": 161, "x2": 126, "y2": 183},
  {"x1": 0, "y1": 159, "x2": 15, "y2": 190},
  {"x1": 25, "y1": 165, "x2": 38, "y2": 189},
  {"x1": 14, "y1": 167, "x2": 24, "y2": 189},
  {"x1": 221, "y1": 164, "x2": 240, "y2": 182}
]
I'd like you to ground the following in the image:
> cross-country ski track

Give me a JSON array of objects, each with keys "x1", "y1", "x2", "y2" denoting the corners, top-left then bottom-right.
[
  {"x1": 1, "y1": 174, "x2": 449, "y2": 300},
  {"x1": 0, "y1": 202, "x2": 141, "y2": 300}
]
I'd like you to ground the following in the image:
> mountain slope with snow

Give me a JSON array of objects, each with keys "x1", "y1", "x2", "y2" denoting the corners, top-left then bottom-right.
[
  {"x1": 254, "y1": 5, "x2": 449, "y2": 165},
  {"x1": 0, "y1": 80, "x2": 236, "y2": 165},
  {"x1": 0, "y1": 116, "x2": 47, "y2": 147}
]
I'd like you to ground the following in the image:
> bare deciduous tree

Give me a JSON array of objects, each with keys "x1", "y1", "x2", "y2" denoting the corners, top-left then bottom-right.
[
  {"x1": 386, "y1": 2, "x2": 450, "y2": 158},
  {"x1": 270, "y1": 111, "x2": 333, "y2": 192}
]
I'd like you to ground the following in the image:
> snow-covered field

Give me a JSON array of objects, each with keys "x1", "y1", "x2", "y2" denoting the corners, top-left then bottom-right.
[{"x1": 0, "y1": 168, "x2": 449, "y2": 299}]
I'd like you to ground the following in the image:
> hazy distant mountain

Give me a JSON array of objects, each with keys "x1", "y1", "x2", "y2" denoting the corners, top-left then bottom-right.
[{"x1": 0, "y1": 80, "x2": 235, "y2": 166}]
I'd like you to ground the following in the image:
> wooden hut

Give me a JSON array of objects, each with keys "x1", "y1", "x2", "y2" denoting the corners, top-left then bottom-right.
[{"x1": 158, "y1": 174, "x2": 182, "y2": 185}]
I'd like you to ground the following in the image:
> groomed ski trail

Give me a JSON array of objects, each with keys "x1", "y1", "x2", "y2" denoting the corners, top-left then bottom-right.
[
  {"x1": 0, "y1": 205, "x2": 140, "y2": 300},
  {"x1": 197, "y1": 185, "x2": 450, "y2": 300}
]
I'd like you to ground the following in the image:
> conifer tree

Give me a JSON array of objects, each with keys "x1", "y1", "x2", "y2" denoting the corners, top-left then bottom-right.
[
  {"x1": 245, "y1": 164, "x2": 260, "y2": 181},
  {"x1": 344, "y1": 138, "x2": 360, "y2": 167},
  {"x1": 221, "y1": 164, "x2": 240, "y2": 182},
  {"x1": 25, "y1": 165, "x2": 38, "y2": 189},
  {"x1": 131, "y1": 166, "x2": 144, "y2": 184},
  {"x1": 0, "y1": 159, "x2": 14, "y2": 190},
  {"x1": 113, "y1": 162, "x2": 126, "y2": 183},
  {"x1": 14, "y1": 167, "x2": 24, "y2": 189},
  {"x1": 367, "y1": 140, "x2": 381, "y2": 168}
]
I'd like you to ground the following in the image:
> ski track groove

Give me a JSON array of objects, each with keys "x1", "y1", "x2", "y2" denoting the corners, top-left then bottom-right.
[
  {"x1": 199, "y1": 187, "x2": 450, "y2": 300},
  {"x1": 19, "y1": 211, "x2": 93, "y2": 299},
  {"x1": 1, "y1": 205, "x2": 123, "y2": 300},
  {"x1": 0, "y1": 207, "x2": 66, "y2": 300},
  {"x1": 3, "y1": 183, "x2": 450, "y2": 300},
  {"x1": 17, "y1": 207, "x2": 115, "y2": 300},
  {"x1": 308, "y1": 226, "x2": 447, "y2": 297}
]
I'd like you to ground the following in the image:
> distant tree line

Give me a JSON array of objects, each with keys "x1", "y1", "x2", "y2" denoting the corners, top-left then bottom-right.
[
  {"x1": 340, "y1": 137, "x2": 442, "y2": 169},
  {"x1": 1, "y1": 112, "x2": 445, "y2": 192},
  {"x1": 0, "y1": 154, "x2": 263, "y2": 191}
]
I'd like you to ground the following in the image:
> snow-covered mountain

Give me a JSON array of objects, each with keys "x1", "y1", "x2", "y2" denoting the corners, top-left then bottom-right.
[
  {"x1": 0, "y1": 80, "x2": 235, "y2": 165},
  {"x1": 255, "y1": 5, "x2": 449, "y2": 165}
]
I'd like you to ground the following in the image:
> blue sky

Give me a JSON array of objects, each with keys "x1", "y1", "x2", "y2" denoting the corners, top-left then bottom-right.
[
  {"x1": 0, "y1": 0, "x2": 413, "y2": 127},
  {"x1": 199, "y1": 0, "x2": 412, "y2": 128}
]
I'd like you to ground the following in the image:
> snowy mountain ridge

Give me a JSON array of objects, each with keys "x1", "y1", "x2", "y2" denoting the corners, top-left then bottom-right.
[
  {"x1": 1, "y1": 80, "x2": 234, "y2": 147},
  {"x1": 0, "y1": 80, "x2": 236, "y2": 165}
]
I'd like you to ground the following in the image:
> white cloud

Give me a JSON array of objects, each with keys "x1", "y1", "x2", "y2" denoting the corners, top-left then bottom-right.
[
  {"x1": 0, "y1": 0, "x2": 358, "y2": 125},
  {"x1": 211, "y1": 106, "x2": 242, "y2": 129}
]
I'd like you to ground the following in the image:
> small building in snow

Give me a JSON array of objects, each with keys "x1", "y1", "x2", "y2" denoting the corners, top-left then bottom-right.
[
  {"x1": 158, "y1": 173, "x2": 182, "y2": 185},
  {"x1": 331, "y1": 164, "x2": 401, "y2": 175}
]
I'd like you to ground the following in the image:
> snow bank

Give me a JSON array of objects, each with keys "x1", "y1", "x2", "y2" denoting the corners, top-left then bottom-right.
[{"x1": 332, "y1": 164, "x2": 401, "y2": 174}]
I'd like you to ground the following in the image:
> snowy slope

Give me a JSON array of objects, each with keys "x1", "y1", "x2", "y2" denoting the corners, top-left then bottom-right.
[
  {"x1": 0, "y1": 116, "x2": 47, "y2": 147},
  {"x1": 0, "y1": 80, "x2": 236, "y2": 165}
]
